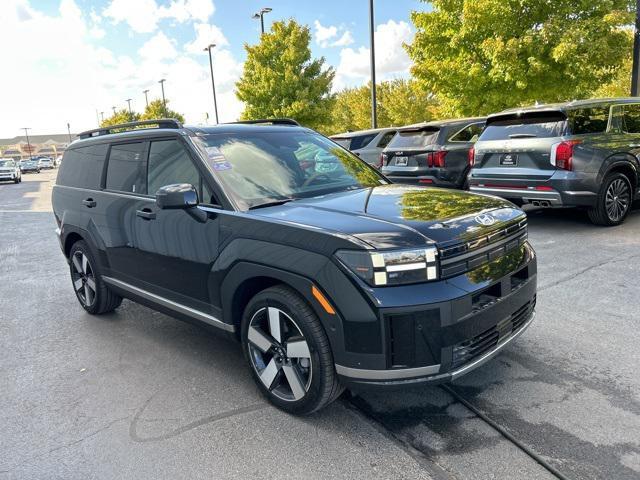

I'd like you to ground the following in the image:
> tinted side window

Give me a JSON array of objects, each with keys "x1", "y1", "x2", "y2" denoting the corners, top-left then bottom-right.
[
  {"x1": 106, "y1": 143, "x2": 147, "y2": 194},
  {"x1": 147, "y1": 140, "x2": 202, "y2": 198},
  {"x1": 567, "y1": 107, "x2": 609, "y2": 135},
  {"x1": 57, "y1": 144, "x2": 108, "y2": 189},
  {"x1": 449, "y1": 123, "x2": 485, "y2": 142},
  {"x1": 622, "y1": 104, "x2": 640, "y2": 133},
  {"x1": 377, "y1": 131, "x2": 396, "y2": 148},
  {"x1": 350, "y1": 134, "x2": 377, "y2": 150}
]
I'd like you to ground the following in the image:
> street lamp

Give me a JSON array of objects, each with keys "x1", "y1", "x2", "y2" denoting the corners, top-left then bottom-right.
[
  {"x1": 100, "y1": 111, "x2": 104, "y2": 122},
  {"x1": 632, "y1": 0, "x2": 640, "y2": 96},
  {"x1": 143, "y1": 89, "x2": 150, "y2": 107},
  {"x1": 125, "y1": 98, "x2": 133, "y2": 120},
  {"x1": 159, "y1": 78, "x2": 167, "y2": 116},
  {"x1": 252, "y1": 7, "x2": 272, "y2": 34},
  {"x1": 369, "y1": 0, "x2": 377, "y2": 129},
  {"x1": 21, "y1": 127, "x2": 32, "y2": 160},
  {"x1": 67, "y1": 123, "x2": 72, "y2": 144},
  {"x1": 204, "y1": 44, "x2": 220, "y2": 124},
  {"x1": 112, "y1": 106, "x2": 116, "y2": 115}
]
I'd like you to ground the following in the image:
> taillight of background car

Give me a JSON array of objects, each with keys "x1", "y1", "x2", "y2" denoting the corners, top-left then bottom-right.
[
  {"x1": 468, "y1": 147, "x2": 475, "y2": 167},
  {"x1": 378, "y1": 153, "x2": 387, "y2": 168},
  {"x1": 427, "y1": 151, "x2": 447, "y2": 168},
  {"x1": 550, "y1": 140, "x2": 581, "y2": 171}
]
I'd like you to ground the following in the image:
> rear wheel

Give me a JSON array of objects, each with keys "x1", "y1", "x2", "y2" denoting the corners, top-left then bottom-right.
[
  {"x1": 241, "y1": 285, "x2": 343, "y2": 415},
  {"x1": 69, "y1": 240, "x2": 122, "y2": 314},
  {"x1": 588, "y1": 173, "x2": 632, "y2": 226}
]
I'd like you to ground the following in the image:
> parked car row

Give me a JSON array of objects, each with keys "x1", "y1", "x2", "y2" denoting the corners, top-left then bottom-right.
[{"x1": 332, "y1": 98, "x2": 640, "y2": 226}]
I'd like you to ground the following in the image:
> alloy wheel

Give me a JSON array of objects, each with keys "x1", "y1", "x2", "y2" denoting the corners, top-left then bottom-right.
[
  {"x1": 71, "y1": 251, "x2": 97, "y2": 307},
  {"x1": 605, "y1": 178, "x2": 630, "y2": 222},
  {"x1": 247, "y1": 306, "x2": 312, "y2": 402}
]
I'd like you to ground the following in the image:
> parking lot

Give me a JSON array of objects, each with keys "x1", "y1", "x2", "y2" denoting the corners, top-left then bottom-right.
[{"x1": 1, "y1": 169, "x2": 639, "y2": 479}]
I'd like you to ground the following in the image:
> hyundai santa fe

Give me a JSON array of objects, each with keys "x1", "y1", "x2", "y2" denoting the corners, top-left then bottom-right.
[
  {"x1": 52, "y1": 118, "x2": 537, "y2": 415},
  {"x1": 468, "y1": 98, "x2": 640, "y2": 225}
]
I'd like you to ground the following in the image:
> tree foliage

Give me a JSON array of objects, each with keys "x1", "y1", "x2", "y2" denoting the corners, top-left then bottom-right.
[
  {"x1": 141, "y1": 99, "x2": 185, "y2": 123},
  {"x1": 236, "y1": 19, "x2": 335, "y2": 130},
  {"x1": 101, "y1": 109, "x2": 140, "y2": 127},
  {"x1": 329, "y1": 79, "x2": 438, "y2": 134},
  {"x1": 407, "y1": 0, "x2": 635, "y2": 116}
]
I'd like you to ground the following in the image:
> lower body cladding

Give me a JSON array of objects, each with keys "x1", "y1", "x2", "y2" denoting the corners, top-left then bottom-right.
[{"x1": 334, "y1": 243, "x2": 537, "y2": 390}]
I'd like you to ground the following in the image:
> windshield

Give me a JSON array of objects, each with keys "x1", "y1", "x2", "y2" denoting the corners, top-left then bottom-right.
[
  {"x1": 0, "y1": 160, "x2": 13, "y2": 167},
  {"x1": 195, "y1": 131, "x2": 388, "y2": 209},
  {"x1": 387, "y1": 128, "x2": 440, "y2": 149},
  {"x1": 480, "y1": 112, "x2": 567, "y2": 140}
]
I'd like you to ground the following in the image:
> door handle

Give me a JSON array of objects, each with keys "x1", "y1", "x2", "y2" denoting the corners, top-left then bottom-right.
[
  {"x1": 82, "y1": 198, "x2": 96, "y2": 208},
  {"x1": 136, "y1": 208, "x2": 156, "y2": 220}
]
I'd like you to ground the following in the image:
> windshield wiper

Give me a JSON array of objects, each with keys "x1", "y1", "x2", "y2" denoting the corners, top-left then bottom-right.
[
  {"x1": 248, "y1": 198, "x2": 294, "y2": 210},
  {"x1": 508, "y1": 133, "x2": 537, "y2": 138}
]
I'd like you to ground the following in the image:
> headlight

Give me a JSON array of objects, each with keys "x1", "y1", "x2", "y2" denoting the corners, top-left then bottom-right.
[{"x1": 336, "y1": 247, "x2": 438, "y2": 286}]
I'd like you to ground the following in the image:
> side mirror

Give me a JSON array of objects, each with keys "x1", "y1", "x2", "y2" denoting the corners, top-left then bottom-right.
[
  {"x1": 155, "y1": 183, "x2": 208, "y2": 223},
  {"x1": 155, "y1": 183, "x2": 198, "y2": 209}
]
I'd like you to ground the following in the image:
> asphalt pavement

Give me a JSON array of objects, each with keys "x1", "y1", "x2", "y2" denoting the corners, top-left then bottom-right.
[{"x1": 1, "y1": 169, "x2": 639, "y2": 479}]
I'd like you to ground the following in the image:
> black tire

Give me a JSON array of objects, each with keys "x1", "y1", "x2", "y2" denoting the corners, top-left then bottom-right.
[
  {"x1": 14, "y1": 177, "x2": 19, "y2": 184},
  {"x1": 241, "y1": 285, "x2": 344, "y2": 415},
  {"x1": 68, "y1": 240, "x2": 122, "y2": 314},
  {"x1": 588, "y1": 172, "x2": 632, "y2": 226}
]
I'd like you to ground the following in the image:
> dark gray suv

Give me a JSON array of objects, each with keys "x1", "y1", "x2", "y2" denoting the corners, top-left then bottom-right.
[
  {"x1": 381, "y1": 117, "x2": 485, "y2": 188},
  {"x1": 468, "y1": 98, "x2": 640, "y2": 225}
]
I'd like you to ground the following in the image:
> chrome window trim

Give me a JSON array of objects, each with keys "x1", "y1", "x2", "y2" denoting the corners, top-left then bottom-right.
[{"x1": 102, "y1": 276, "x2": 234, "y2": 333}]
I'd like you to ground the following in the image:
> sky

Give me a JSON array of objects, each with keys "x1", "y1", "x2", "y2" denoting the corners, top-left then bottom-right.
[{"x1": 0, "y1": 0, "x2": 431, "y2": 138}]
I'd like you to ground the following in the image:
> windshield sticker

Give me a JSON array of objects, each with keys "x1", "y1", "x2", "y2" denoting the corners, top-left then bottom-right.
[
  {"x1": 211, "y1": 160, "x2": 232, "y2": 171},
  {"x1": 204, "y1": 146, "x2": 232, "y2": 171}
]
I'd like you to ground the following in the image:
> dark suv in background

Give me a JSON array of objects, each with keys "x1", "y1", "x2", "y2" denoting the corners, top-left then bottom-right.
[
  {"x1": 53, "y1": 118, "x2": 537, "y2": 415},
  {"x1": 381, "y1": 117, "x2": 485, "y2": 188},
  {"x1": 469, "y1": 98, "x2": 640, "y2": 225}
]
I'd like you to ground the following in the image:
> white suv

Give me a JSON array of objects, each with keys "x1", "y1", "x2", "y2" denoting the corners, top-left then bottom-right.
[
  {"x1": 331, "y1": 127, "x2": 397, "y2": 167},
  {"x1": 0, "y1": 159, "x2": 22, "y2": 183}
]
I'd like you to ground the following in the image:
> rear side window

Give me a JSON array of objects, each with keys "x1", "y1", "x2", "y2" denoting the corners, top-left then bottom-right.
[
  {"x1": 449, "y1": 123, "x2": 485, "y2": 142},
  {"x1": 567, "y1": 107, "x2": 609, "y2": 135},
  {"x1": 349, "y1": 134, "x2": 377, "y2": 150},
  {"x1": 377, "y1": 131, "x2": 397, "y2": 148},
  {"x1": 105, "y1": 142, "x2": 147, "y2": 194},
  {"x1": 610, "y1": 104, "x2": 640, "y2": 134},
  {"x1": 147, "y1": 140, "x2": 201, "y2": 196},
  {"x1": 480, "y1": 112, "x2": 566, "y2": 141},
  {"x1": 57, "y1": 144, "x2": 108, "y2": 190},
  {"x1": 387, "y1": 127, "x2": 440, "y2": 148}
]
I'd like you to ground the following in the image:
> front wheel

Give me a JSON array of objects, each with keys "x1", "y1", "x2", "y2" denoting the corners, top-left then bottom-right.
[
  {"x1": 588, "y1": 173, "x2": 632, "y2": 226},
  {"x1": 241, "y1": 285, "x2": 343, "y2": 415}
]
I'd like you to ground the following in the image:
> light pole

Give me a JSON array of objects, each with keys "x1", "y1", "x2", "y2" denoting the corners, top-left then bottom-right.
[
  {"x1": 67, "y1": 123, "x2": 72, "y2": 144},
  {"x1": 22, "y1": 127, "x2": 32, "y2": 160},
  {"x1": 159, "y1": 78, "x2": 167, "y2": 116},
  {"x1": 112, "y1": 106, "x2": 116, "y2": 115},
  {"x1": 143, "y1": 89, "x2": 150, "y2": 108},
  {"x1": 369, "y1": 0, "x2": 377, "y2": 129},
  {"x1": 100, "y1": 111, "x2": 104, "y2": 122},
  {"x1": 126, "y1": 99, "x2": 133, "y2": 120},
  {"x1": 252, "y1": 7, "x2": 272, "y2": 34},
  {"x1": 204, "y1": 44, "x2": 220, "y2": 124},
  {"x1": 632, "y1": 0, "x2": 640, "y2": 96}
]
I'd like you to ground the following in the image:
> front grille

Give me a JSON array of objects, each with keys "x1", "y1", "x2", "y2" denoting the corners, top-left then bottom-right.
[
  {"x1": 451, "y1": 296, "x2": 536, "y2": 370},
  {"x1": 439, "y1": 218, "x2": 528, "y2": 279}
]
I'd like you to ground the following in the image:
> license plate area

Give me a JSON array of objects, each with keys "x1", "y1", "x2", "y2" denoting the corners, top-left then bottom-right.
[
  {"x1": 500, "y1": 153, "x2": 518, "y2": 166},
  {"x1": 394, "y1": 156, "x2": 408, "y2": 166}
]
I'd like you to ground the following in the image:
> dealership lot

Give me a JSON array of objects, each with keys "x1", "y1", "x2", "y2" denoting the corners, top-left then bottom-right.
[{"x1": 1, "y1": 170, "x2": 639, "y2": 479}]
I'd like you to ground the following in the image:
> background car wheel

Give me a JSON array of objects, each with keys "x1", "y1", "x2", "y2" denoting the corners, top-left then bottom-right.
[
  {"x1": 241, "y1": 285, "x2": 344, "y2": 415},
  {"x1": 588, "y1": 172, "x2": 632, "y2": 226},
  {"x1": 69, "y1": 240, "x2": 122, "y2": 314}
]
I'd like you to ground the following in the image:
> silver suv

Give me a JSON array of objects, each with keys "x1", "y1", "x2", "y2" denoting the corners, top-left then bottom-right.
[
  {"x1": 469, "y1": 98, "x2": 640, "y2": 226},
  {"x1": 330, "y1": 127, "x2": 397, "y2": 167}
]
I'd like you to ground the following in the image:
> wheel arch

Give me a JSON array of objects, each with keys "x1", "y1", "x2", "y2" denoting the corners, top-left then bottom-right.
[{"x1": 599, "y1": 155, "x2": 639, "y2": 193}]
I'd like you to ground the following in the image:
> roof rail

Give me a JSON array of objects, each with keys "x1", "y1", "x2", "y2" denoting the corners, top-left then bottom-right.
[
  {"x1": 78, "y1": 118, "x2": 183, "y2": 139},
  {"x1": 227, "y1": 118, "x2": 300, "y2": 126}
]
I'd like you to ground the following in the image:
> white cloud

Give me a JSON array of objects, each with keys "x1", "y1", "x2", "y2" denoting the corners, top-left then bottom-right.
[
  {"x1": 0, "y1": 0, "x2": 243, "y2": 137},
  {"x1": 335, "y1": 20, "x2": 413, "y2": 89},
  {"x1": 184, "y1": 22, "x2": 229, "y2": 53},
  {"x1": 139, "y1": 32, "x2": 178, "y2": 61},
  {"x1": 332, "y1": 30, "x2": 354, "y2": 47},
  {"x1": 103, "y1": 0, "x2": 215, "y2": 34},
  {"x1": 313, "y1": 19, "x2": 354, "y2": 48}
]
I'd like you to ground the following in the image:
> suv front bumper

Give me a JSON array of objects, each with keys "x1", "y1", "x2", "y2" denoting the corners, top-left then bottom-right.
[{"x1": 333, "y1": 243, "x2": 537, "y2": 390}]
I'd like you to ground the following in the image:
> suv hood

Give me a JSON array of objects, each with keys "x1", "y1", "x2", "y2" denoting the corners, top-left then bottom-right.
[{"x1": 252, "y1": 184, "x2": 524, "y2": 249}]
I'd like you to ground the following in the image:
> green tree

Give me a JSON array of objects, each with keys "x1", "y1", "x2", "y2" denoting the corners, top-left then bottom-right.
[
  {"x1": 236, "y1": 19, "x2": 335, "y2": 130},
  {"x1": 141, "y1": 99, "x2": 185, "y2": 123},
  {"x1": 407, "y1": 0, "x2": 635, "y2": 116},
  {"x1": 101, "y1": 109, "x2": 140, "y2": 127},
  {"x1": 329, "y1": 79, "x2": 438, "y2": 134}
]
